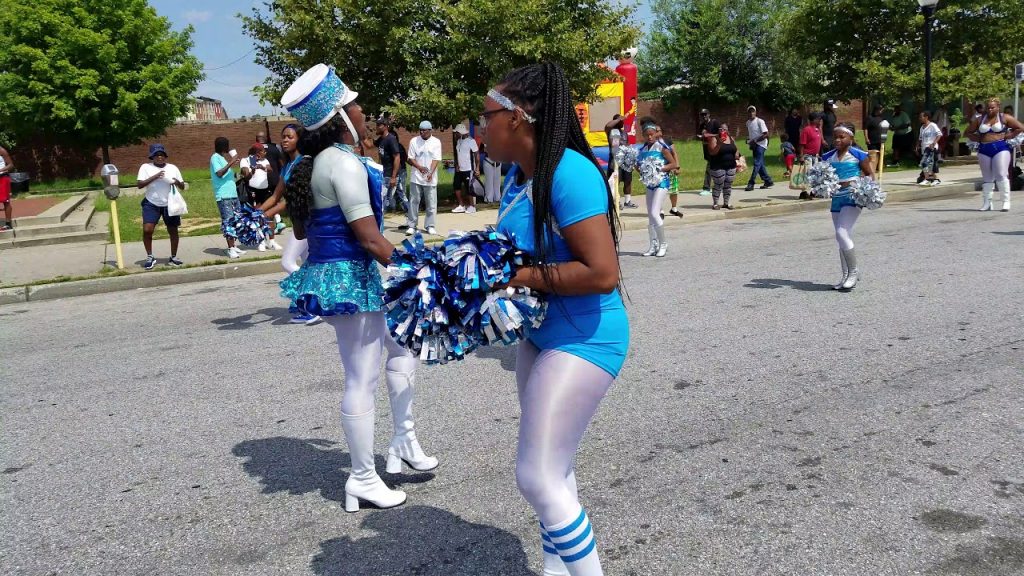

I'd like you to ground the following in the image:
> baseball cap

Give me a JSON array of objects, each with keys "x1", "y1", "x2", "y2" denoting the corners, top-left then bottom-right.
[
  {"x1": 454, "y1": 124, "x2": 469, "y2": 135},
  {"x1": 747, "y1": 105, "x2": 757, "y2": 112},
  {"x1": 419, "y1": 121, "x2": 433, "y2": 130},
  {"x1": 699, "y1": 108, "x2": 710, "y2": 115},
  {"x1": 148, "y1": 143, "x2": 167, "y2": 158}
]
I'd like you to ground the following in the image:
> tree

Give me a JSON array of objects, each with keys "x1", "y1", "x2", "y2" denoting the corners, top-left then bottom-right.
[
  {"x1": 0, "y1": 0, "x2": 204, "y2": 163},
  {"x1": 241, "y1": 0, "x2": 638, "y2": 127},
  {"x1": 782, "y1": 0, "x2": 1024, "y2": 106},
  {"x1": 636, "y1": 0, "x2": 822, "y2": 109}
]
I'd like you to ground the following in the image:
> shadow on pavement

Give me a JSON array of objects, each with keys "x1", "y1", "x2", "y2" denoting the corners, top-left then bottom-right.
[
  {"x1": 211, "y1": 307, "x2": 292, "y2": 330},
  {"x1": 311, "y1": 505, "x2": 536, "y2": 576},
  {"x1": 745, "y1": 278, "x2": 834, "y2": 292},
  {"x1": 232, "y1": 436, "x2": 434, "y2": 504},
  {"x1": 474, "y1": 345, "x2": 517, "y2": 372},
  {"x1": 991, "y1": 231, "x2": 1024, "y2": 236}
]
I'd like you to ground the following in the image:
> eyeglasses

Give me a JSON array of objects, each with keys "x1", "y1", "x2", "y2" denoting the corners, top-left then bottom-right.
[{"x1": 480, "y1": 108, "x2": 508, "y2": 120}]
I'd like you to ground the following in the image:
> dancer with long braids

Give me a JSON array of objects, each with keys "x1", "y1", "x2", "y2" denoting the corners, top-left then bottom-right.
[
  {"x1": 966, "y1": 97, "x2": 1023, "y2": 211},
  {"x1": 278, "y1": 65, "x2": 437, "y2": 513},
  {"x1": 637, "y1": 122, "x2": 678, "y2": 257},
  {"x1": 822, "y1": 122, "x2": 875, "y2": 291},
  {"x1": 482, "y1": 63, "x2": 628, "y2": 576}
]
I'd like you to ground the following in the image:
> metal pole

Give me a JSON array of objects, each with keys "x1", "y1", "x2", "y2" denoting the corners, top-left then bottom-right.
[
  {"x1": 924, "y1": 7, "x2": 934, "y2": 114},
  {"x1": 109, "y1": 199, "x2": 124, "y2": 270}
]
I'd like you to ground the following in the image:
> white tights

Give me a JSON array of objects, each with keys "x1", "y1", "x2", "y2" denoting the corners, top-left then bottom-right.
[
  {"x1": 325, "y1": 312, "x2": 416, "y2": 415},
  {"x1": 978, "y1": 149, "x2": 1011, "y2": 185},
  {"x1": 646, "y1": 187, "x2": 667, "y2": 227},
  {"x1": 832, "y1": 206, "x2": 862, "y2": 251},
  {"x1": 516, "y1": 341, "x2": 612, "y2": 575},
  {"x1": 281, "y1": 231, "x2": 308, "y2": 273}
]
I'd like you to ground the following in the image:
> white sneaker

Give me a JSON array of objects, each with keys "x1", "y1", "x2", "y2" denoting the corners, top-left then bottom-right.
[
  {"x1": 268, "y1": 239, "x2": 283, "y2": 250},
  {"x1": 405, "y1": 227, "x2": 416, "y2": 236},
  {"x1": 466, "y1": 205, "x2": 477, "y2": 214},
  {"x1": 226, "y1": 247, "x2": 241, "y2": 259},
  {"x1": 452, "y1": 205, "x2": 466, "y2": 213},
  {"x1": 427, "y1": 226, "x2": 437, "y2": 235},
  {"x1": 234, "y1": 246, "x2": 247, "y2": 255},
  {"x1": 257, "y1": 241, "x2": 268, "y2": 252}
]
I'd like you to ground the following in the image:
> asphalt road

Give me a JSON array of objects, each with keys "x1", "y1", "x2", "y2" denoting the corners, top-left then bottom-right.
[{"x1": 2, "y1": 196, "x2": 1023, "y2": 576}]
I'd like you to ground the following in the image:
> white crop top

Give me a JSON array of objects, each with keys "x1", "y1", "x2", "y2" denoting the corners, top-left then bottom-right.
[
  {"x1": 978, "y1": 114, "x2": 1006, "y2": 134},
  {"x1": 310, "y1": 146, "x2": 374, "y2": 223}
]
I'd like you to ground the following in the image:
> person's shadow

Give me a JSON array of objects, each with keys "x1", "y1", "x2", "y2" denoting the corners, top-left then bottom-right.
[
  {"x1": 473, "y1": 345, "x2": 517, "y2": 372},
  {"x1": 211, "y1": 307, "x2": 293, "y2": 330},
  {"x1": 311, "y1": 505, "x2": 536, "y2": 576},
  {"x1": 744, "y1": 278, "x2": 834, "y2": 292}
]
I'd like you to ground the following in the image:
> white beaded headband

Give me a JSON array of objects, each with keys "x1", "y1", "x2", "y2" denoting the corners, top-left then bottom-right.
[
  {"x1": 488, "y1": 89, "x2": 536, "y2": 123},
  {"x1": 835, "y1": 125, "x2": 854, "y2": 136}
]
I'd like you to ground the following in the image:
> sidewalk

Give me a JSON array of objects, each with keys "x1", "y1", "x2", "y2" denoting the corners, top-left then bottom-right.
[{"x1": 1, "y1": 165, "x2": 981, "y2": 288}]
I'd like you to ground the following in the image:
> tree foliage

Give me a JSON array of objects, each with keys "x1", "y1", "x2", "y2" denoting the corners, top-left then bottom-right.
[
  {"x1": 241, "y1": 0, "x2": 638, "y2": 127},
  {"x1": 637, "y1": 0, "x2": 822, "y2": 109},
  {"x1": 0, "y1": 0, "x2": 204, "y2": 159},
  {"x1": 782, "y1": 0, "x2": 1024, "y2": 106}
]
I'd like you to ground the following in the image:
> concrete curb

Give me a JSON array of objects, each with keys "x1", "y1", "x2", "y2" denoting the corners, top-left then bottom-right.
[{"x1": 0, "y1": 181, "x2": 979, "y2": 307}]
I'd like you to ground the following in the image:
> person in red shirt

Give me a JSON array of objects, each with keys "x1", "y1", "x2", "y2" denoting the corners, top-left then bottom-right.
[{"x1": 800, "y1": 112, "x2": 824, "y2": 159}]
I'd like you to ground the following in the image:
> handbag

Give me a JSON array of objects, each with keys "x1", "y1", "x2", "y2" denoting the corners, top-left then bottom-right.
[
  {"x1": 470, "y1": 175, "x2": 486, "y2": 199},
  {"x1": 167, "y1": 186, "x2": 188, "y2": 216},
  {"x1": 736, "y1": 155, "x2": 748, "y2": 173}
]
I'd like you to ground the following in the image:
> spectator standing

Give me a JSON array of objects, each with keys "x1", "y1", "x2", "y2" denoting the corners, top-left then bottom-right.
[
  {"x1": 375, "y1": 118, "x2": 407, "y2": 214},
  {"x1": 0, "y1": 144, "x2": 13, "y2": 231},
  {"x1": 136, "y1": 144, "x2": 185, "y2": 269},
  {"x1": 707, "y1": 122, "x2": 739, "y2": 210},
  {"x1": 210, "y1": 137, "x2": 245, "y2": 258},
  {"x1": 864, "y1": 105, "x2": 885, "y2": 151},
  {"x1": 780, "y1": 133, "x2": 797, "y2": 178},
  {"x1": 888, "y1": 105, "x2": 913, "y2": 165},
  {"x1": 821, "y1": 100, "x2": 838, "y2": 152},
  {"x1": 480, "y1": 138, "x2": 502, "y2": 203},
  {"x1": 744, "y1": 106, "x2": 774, "y2": 191},
  {"x1": 916, "y1": 110, "x2": 942, "y2": 185},
  {"x1": 406, "y1": 121, "x2": 442, "y2": 235},
  {"x1": 698, "y1": 108, "x2": 714, "y2": 195},
  {"x1": 659, "y1": 128, "x2": 683, "y2": 218},
  {"x1": 257, "y1": 131, "x2": 283, "y2": 189},
  {"x1": 605, "y1": 115, "x2": 637, "y2": 208},
  {"x1": 933, "y1": 104, "x2": 950, "y2": 159},
  {"x1": 784, "y1": 108, "x2": 803, "y2": 154},
  {"x1": 800, "y1": 113, "x2": 824, "y2": 159},
  {"x1": 452, "y1": 124, "x2": 479, "y2": 214}
]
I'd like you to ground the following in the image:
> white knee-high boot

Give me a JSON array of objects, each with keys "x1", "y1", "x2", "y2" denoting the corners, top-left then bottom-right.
[
  {"x1": 996, "y1": 179, "x2": 1011, "y2": 211},
  {"x1": 840, "y1": 248, "x2": 859, "y2": 290},
  {"x1": 341, "y1": 409, "x2": 407, "y2": 512},
  {"x1": 980, "y1": 182, "x2": 993, "y2": 211},
  {"x1": 833, "y1": 250, "x2": 849, "y2": 290},
  {"x1": 385, "y1": 366, "x2": 439, "y2": 473},
  {"x1": 642, "y1": 225, "x2": 658, "y2": 256},
  {"x1": 655, "y1": 225, "x2": 667, "y2": 257}
]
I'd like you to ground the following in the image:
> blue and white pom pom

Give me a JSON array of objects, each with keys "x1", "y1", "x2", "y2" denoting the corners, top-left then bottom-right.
[
  {"x1": 850, "y1": 177, "x2": 886, "y2": 210},
  {"x1": 225, "y1": 205, "x2": 271, "y2": 246},
  {"x1": 384, "y1": 234, "x2": 475, "y2": 364},
  {"x1": 615, "y1": 144, "x2": 638, "y2": 172},
  {"x1": 472, "y1": 287, "x2": 547, "y2": 346},
  {"x1": 639, "y1": 157, "x2": 666, "y2": 188},
  {"x1": 1005, "y1": 133, "x2": 1024, "y2": 148},
  {"x1": 967, "y1": 141, "x2": 979, "y2": 153},
  {"x1": 442, "y1": 228, "x2": 520, "y2": 292},
  {"x1": 806, "y1": 162, "x2": 840, "y2": 199}
]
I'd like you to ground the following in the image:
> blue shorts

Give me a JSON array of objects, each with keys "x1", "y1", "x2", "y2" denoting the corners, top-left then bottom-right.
[
  {"x1": 830, "y1": 190, "x2": 858, "y2": 213},
  {"x1": 217, "y1": 198, "x2": 241, "y2": 235},
  {"x1": 978, "y1": 140, "x2": 1011, "y2": 158},
  {"x1": 141, "y1": 198, "x2": 181, "y2": 227}
]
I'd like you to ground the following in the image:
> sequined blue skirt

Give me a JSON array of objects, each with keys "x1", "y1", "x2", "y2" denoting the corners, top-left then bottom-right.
[{"x1": 280, "y1": 259, "x2": 384, "y2": 316}]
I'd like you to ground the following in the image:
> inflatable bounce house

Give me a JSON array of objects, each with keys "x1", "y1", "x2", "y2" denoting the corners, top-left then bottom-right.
[{"x1": 577, "y1": 50, "x2": 639, "y2": 172}]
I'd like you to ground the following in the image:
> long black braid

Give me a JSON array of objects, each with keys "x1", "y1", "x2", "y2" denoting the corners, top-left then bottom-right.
[
  {"x1": 283, "y1": 110, "x2": 357, "y2": 240},
  {"x1": 498, "y1": 63, "x2": 621, "y2": 292}
]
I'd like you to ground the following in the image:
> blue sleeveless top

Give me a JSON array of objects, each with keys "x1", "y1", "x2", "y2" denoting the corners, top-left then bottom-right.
[{"x1": 305, "y1": 146, "x2": 385, "y2": 263}]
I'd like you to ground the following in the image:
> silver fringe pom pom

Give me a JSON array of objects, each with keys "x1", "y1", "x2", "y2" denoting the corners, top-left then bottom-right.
[
  {"x1": 851, "y1": 177, "x2": 886, "y2": 210},
  {"x1": 614, "y1": 144, "x2": 638, "y2": 172},
  {"x1": 806, "y1": 162, "x2": 840, "y2": 199},
  {"x1": 639, "y1": 157, "x2": 667, "y2": 188},
  {"x1": 1005, "y1": 133, "x2": 1024, "y2": 148}
]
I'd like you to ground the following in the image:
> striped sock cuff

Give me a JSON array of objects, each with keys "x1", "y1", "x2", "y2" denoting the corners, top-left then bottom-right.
[{"x1": 541, "y1": 508, "x2": 597, "y2": 563}]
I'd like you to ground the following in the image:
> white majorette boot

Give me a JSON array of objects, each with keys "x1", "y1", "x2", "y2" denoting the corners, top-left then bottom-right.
[
  {"x1": 833, "y1": 250, "x2": 849, "y2": 290},
  {"x1": 655, "y1": 225, "x2": 667, "y2": 257},
  {"x1": 840, "y1": 248, "x2": 859, "y2": 290},
  {"x1": 341, "y1": 409, "x2": 407, "y2": 512},
  {"x1": 979, "y1": 182, "x2": 993, "y2": 211},
  {"x1": 385, "y1": 367, "x2": 439, "y2": 473},
  {"x1": 997, "y1": 179, "x2": 1011, "y2": 212},
  {"x1": 642, "y1": 225, "x2": 659, "y2": 257}
]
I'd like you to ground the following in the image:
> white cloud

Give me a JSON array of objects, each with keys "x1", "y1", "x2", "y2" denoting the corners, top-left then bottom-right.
[{"x1": 183, "y1": 10, "x2": 212, "y2": 24}]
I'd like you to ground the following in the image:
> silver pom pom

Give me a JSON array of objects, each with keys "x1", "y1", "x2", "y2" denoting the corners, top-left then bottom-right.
[
  {"x1": 1005, "y1": 133, "x2": 1024, "y2": 148},
  {"x1": 639, "y1": 157, "x2": 666, "y2": 188},
  {"x1": 614, "y1": 144, "x2": 638, "y2": 172},
  {"x1": 806, "y1": 162, "x2": 840, "y2": 199},
  {"x1": 967, "y1": 141, "x2": 979, "y2": 153},
  {"x1": 850, "y1": 177, "x2": 886, "y2": 210}
]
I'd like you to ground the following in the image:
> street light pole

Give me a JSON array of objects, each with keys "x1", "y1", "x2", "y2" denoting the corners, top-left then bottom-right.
[{"x1": 918, "y1": 0, "x2": 939, "y2": 113}]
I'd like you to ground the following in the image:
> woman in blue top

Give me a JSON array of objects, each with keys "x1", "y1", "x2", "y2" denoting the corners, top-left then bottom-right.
[
  {"x1": 482, "y1": 63, "x2": 628, "y2": 576},
  {"x1": 821, "y1": 122, "x2": 875, "y2": 290},
  {"x1": 277, "y1": 64, "x2": 437, "y2": 514}
]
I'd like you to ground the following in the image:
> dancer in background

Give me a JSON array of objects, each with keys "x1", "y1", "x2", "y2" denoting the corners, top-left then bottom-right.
[
  {"x1": 822, "y1": 123, "x2": 875, "y2": 290},
  {"x1": 638, "y1": 123, "x2": 678, "y2": 257},
  {"x1": 278, "y1": 65, "x2": 437, "y2": 513},
  {"x1": 966, "y1": 97, "x2": 1023, "y2": 211},
  {"x1": 483, "y1": 62, "x2": 629, "y2": 576}
]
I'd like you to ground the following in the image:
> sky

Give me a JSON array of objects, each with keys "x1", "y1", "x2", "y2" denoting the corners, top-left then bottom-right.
[{"x1": 151, "y1": 0, "x2": 654, "y2": 118}]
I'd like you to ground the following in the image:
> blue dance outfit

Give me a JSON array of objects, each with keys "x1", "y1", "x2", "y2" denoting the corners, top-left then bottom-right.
[
  {"x1": 497, "y1": 149, "x2": 629, "y2": 378},
  {"x1": 638, "y1": 141, "x2": 671, "y2": 190},
  {"x1": 280, "y1": 145, "x2": 386, "y2": 316},
  {"x1": 823, "y1": 146, "x2": 868, "y2": 213}
]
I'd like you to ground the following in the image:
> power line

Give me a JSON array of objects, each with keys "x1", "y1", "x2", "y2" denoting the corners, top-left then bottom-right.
[{"x1": 204, "y1": 47, "x2": 257, "y2": 71}]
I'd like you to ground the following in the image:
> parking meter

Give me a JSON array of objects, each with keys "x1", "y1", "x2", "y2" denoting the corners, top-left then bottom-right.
[
  {"x1": 879, "y1": 120, "x2": 891, "y2": 143},
  {"x1": 100, "y1": 164, "x2": 120, "y2": 200},
  {"x1": 99, "y1": 164, "x2": 124, "y2": 269}
]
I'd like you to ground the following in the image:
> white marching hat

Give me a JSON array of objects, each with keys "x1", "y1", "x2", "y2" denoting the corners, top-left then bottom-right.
[{"x1": 281, "y1": 64, "x2": 359, "y2": 130}]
